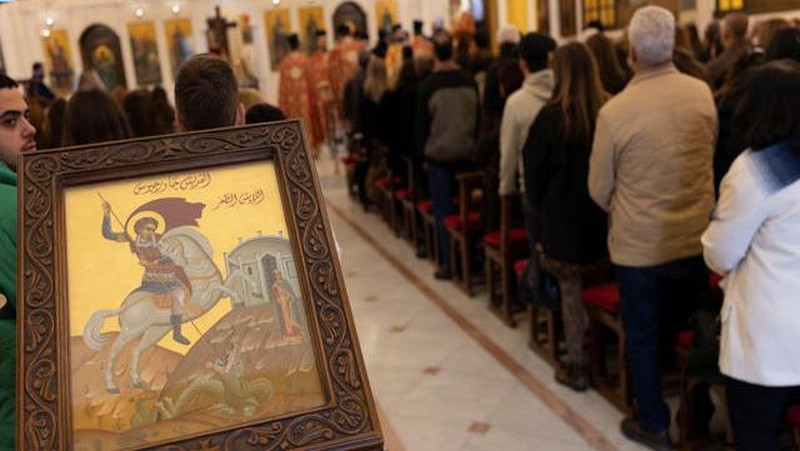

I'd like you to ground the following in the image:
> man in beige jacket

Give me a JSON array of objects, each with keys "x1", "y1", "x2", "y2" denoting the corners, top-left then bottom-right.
[{"x1": 588, "y1": 6, "x2": 717, "y2": 450}]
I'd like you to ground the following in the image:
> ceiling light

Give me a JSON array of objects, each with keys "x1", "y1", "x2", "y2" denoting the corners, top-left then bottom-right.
[
  {"x1": 134, "y1": 6, "x2": 144, "y2": 18},
  {"x1": 171, "y1": 3, "x2": 180, "y2": 15}
]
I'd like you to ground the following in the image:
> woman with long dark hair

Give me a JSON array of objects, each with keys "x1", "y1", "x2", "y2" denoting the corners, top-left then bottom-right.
[
  {"x1": 523, "y1": 42, "x2": 609, "y2": 390},
  {"x1": 62, "y1": 88, "x2": 131, "y2": 146},
  {"x1": 703, "y1": 60, "x2": 800, "y2": 451},
  {"x1": 586, "y1": 33, "x2": 629, "y2": 95}
]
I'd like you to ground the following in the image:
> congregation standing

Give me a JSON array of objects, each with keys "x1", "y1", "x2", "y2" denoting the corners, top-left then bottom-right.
[
  {"x1": 1, "y1": 5, "x2": 800, "y2": 451},
  {"x1": 313, "y1": 8, "x2": 800, "y2": 451}
]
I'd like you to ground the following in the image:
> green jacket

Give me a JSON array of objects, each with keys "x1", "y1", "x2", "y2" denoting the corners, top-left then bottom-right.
[{"x1": 0, "y1": 162, "x2": 16, "y2": 450}]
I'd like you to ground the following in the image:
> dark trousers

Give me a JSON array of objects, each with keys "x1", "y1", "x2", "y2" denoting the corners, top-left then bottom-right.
[
  {"x1": 427, "y1": 160, "x2": 471, "y2": 274},
  {"x1": 520, "y1": 196, "x2": 540, "y2": 296},
  {"x1": 726, "y1": 376, "x2": 800, "y2": 451},
  {"x1": 615, "y1": 255, "x2": 710, "y2": 433}
]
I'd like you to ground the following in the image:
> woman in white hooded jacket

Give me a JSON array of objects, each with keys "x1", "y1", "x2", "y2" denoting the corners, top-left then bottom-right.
[{"x1": 702, "y1": 60, "x2": 800, "y2": 451}]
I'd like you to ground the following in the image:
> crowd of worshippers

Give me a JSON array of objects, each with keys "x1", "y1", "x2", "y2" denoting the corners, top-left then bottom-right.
[
  {"x1": 18, "y1": 62, "x2": 286, "y2": 150},
  {"x1": 328, "y1": 7, "x2": 800, "y2": 451}
]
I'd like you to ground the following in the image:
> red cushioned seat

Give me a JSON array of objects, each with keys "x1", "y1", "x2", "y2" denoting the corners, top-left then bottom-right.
[
  {"x1": 341, "y1": 155, "x2": 358, "y2": 165},
  {"x1": 395, "y1": 188, "x2": 410, "y2": 200},
  {"x1": 677, "y1": 330, "x2": 694, "y2": 349},
  {"x1": 514, "y1": 259, "x2": 527, "y2": 275},
  {"x1": 582, "y1": 283, "x2": 620, "y2": 314},
  {"x1": 443, "y1": 212, "x2": 480, "y2": 231},
  {"x1": 787, "y1": 405, "x2": 800, "y2": 426},
  {"x1": 483, "y1": 228, "x2": 528, "y2": 248},
  {"x1": 417, "y1": 200, "x2": 433, "y2": 214},
  {"x1": 374, "y1": 177, "x2": 392, "y2": 189}
]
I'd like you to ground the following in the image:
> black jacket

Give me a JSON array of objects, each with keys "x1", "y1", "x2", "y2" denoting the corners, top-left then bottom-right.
[{"x1": 523, "y1": 105, "x2": 608, "y2": 264}]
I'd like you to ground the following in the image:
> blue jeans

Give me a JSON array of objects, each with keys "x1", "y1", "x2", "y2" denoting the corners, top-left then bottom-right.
[
  {"x1": 615, "y1": 255, "x2": 709, "y2": 433},
  {"x1": 427, "y1": 161, "x2": 472, "y2": 274}
]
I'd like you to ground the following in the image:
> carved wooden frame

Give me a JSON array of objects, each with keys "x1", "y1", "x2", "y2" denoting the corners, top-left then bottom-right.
[{"x1": 17, "y1": 120, "x2": 383, "y2": 450}]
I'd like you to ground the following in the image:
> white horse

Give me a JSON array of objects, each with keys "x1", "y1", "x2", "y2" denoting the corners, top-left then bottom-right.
[{"x1": 83, "y1": 226, "x2": 247, "y2": 394}]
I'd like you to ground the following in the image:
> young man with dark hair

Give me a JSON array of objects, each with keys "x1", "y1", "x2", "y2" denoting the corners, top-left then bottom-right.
[
  {"x1": 498, "y1": 31, "x2": 555, "y2": 317},
  {"x1": 416, "y1": 31, "x2": 480, "y2": 279},
  {"x1": 0, "y1": 73, "x2": 38, "y2": 449},
  {"x1": 500, "y1": 32, "x2": 555, "y2": 197},
  {"x1": 174, "y1": 54, "x2": 244, "y2": 132}
]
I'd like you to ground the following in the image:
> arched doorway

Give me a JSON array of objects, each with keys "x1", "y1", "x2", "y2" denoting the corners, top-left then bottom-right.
[
  {"x1": 79, "y1": 24, "x2": 127, "y2": 90},
  {"x1": 332, "y1": 2, "x2": 368, "y2": 39}
]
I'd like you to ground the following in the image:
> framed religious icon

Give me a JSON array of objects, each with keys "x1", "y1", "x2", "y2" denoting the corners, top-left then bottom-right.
[
  {"x1": 41, "y1": 28, "x2": 76, "y2": 93},
  {"x1": 164, "y1": 18, "x2": 195, "y2": 78},
  {"x1": 17, "y1": 121, "x2": 384, "y2": 450},
  {"x1": 79, "y1": 24, "x2": 128, "y2": 91},
  {"x1": 298, "y1": 6, "x2": 325, "y2": 55},
  {"x1": 264, "y1": 8, "x2": 292, "y2": 72},
  {"x1": 127, "y1": 21, "x2": 163, "y2": 86}
]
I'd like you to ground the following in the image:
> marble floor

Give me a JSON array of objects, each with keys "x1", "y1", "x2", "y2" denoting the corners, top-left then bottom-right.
[{"x1": 313, "y1": 156, "x2": 649, "y2": 451}]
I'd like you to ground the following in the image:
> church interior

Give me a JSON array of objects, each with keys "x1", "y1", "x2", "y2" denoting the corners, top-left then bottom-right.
[{"x1": 3, "y1": 0, "x2": 800, "y2": 450}]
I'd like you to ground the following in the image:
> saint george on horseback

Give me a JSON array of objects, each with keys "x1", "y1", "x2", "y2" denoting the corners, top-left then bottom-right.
[
  {"x1": 102, "y1": 201, "x2": 192, "y2": 345},
  {"x1": 85, "y1": 196, "x2": 248, "y2": 394}
]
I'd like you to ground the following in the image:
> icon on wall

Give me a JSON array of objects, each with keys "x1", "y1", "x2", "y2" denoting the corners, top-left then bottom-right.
[{"x1": 128, "y1": 21, "x2": 162, "y2": 86}]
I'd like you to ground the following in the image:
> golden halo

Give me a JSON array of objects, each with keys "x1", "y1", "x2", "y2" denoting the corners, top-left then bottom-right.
[{"x1": 126, "y1": 211, "x2": 166, "y2": 238}]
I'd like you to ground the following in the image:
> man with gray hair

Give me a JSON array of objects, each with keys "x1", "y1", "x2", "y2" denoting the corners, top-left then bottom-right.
[{"x1": 589, "y1": 6, "x2": 717, "y2": 449}]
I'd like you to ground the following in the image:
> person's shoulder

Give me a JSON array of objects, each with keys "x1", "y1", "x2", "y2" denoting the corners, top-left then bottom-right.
[
  {"x1": 504, "y1": 87, "x2": 526, "y2": 109},
  {"x1": 597, "y1": 89, "x2": 629, "y2": 121},
  {"x1": 672, "y1": 69, "x2": 711, "y2": 88}
]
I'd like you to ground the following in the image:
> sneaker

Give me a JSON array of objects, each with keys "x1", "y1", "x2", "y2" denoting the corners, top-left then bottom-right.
[{"x1": 620, "y1": 416, "x2": 673, "y2": 451}]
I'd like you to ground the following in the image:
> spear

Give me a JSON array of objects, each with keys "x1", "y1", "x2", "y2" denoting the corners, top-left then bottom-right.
[{"x1": 97, "y1": 192, "x2": 131, "y2": 241}]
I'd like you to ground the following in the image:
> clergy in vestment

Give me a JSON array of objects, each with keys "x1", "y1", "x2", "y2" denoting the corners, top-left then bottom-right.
[
  {"x1": 410, "y1": 20, "x2": 433, "y2": 56},
  {"x1": 278, "y1": 34, "x2": 316, "y2": 144},
  {"x1": 306, "y1": 30, "x2": 334, "y2": 152},
  {"x1": 329, "y1": 25, "x2": 365, "y2": 115}
]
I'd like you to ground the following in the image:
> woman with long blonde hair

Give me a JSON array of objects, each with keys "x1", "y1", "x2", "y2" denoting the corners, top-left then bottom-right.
[
  {"x1": 354, "y1": 51, "x2": 391, "y2": 207},
  {"x1": 364, "y1": 54, "x2": 389, "y2": 103},
  {"x1": 523, "y1": 42, "x2": 610, "y2": 391}
]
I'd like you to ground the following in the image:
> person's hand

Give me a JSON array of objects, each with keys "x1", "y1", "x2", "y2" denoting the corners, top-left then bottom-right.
[
  {"x1": 0, "y1": 293, "x2": 6, "y2": 310},
  {"x1": 102, "y1": 201, "x2": 111, "y2": 215}
]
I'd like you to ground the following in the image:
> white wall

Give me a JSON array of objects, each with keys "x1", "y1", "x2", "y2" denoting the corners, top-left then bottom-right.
[{"x1": 0, "y1": 0, "x2": 453, "y2": 105}]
